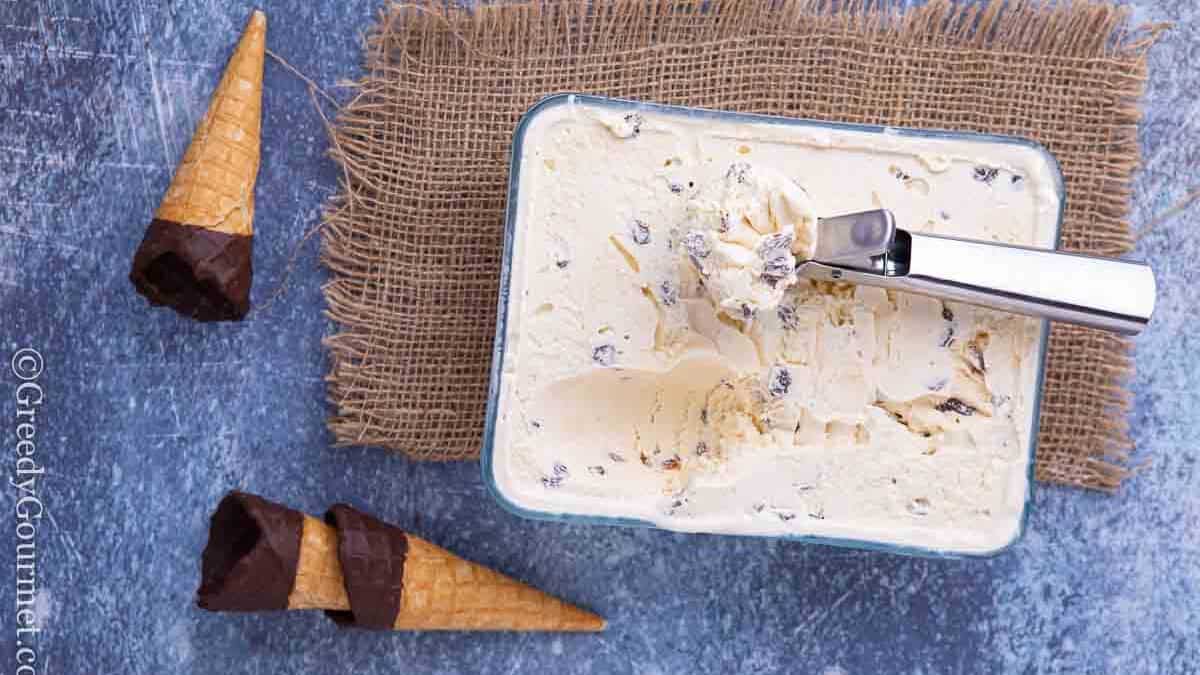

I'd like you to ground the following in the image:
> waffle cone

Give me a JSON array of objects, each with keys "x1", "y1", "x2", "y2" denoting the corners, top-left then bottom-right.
[
  {"x1": 286, "y1": 516, "x2": 350, "y2": 611},
  {"x1": 155, "y1": 10, "x2": 265, "y2": 236},
  {"x1": 283, "y1": 515, "x2": 603, "y2": 631},
  {"x1": 198, "y1": 494, "x2": 604, "y2": 631},
  {"x1": 391, "y1": 535, "x2": 605, "y2": 632}
]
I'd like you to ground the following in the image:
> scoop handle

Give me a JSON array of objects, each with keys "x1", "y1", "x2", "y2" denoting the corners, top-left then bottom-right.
[{"x1": 892, "y1": 231, "x2": 1156, "y2": 335}]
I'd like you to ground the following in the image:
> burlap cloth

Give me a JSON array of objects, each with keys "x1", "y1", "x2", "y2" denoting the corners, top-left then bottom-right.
[{"x1": 320, "y1": 0, "x2": 1162, "y2": 490}]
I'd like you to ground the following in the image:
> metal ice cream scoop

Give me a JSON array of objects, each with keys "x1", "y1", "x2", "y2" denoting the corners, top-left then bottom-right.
[{"x1": 798, "y1": 210, "x2": 1156, "y2": 335}]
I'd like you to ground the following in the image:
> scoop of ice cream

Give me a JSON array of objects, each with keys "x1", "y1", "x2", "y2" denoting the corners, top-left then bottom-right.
[{"x1": 683, "y1": 163, "x2": 819, "y2": 318}]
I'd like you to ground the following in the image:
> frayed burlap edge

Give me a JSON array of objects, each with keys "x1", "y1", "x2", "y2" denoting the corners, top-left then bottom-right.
[{"x1": 320, "y1": 0, "x2": 1164, "y2": 491}]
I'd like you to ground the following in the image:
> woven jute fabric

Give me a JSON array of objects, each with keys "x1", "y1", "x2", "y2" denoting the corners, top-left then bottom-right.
[{"x1": 321, "y1": 0, "x2": 1161, "y2": 490}]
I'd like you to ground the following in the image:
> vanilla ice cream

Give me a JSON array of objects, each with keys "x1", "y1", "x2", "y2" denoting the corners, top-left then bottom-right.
[{"x1": 489, "y1": 96, "x2": 1060, "y2": 554}]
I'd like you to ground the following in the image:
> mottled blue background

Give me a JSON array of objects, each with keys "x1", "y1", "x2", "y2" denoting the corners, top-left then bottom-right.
[{"x1": 1, "y1": 1, "x2": 1196, "y2": 673}]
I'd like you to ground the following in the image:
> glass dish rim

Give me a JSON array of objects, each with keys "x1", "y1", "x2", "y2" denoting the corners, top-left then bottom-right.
[{"x1": 480, "y1": 93, "x2": 1065, "y2": 560}]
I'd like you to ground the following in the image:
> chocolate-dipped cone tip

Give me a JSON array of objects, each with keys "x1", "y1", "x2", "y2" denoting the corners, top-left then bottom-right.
[
  {"x1": 196, "y1": 491, "x2": 301, "y2": 612},
  {"x1": 132, "y1": 10, "x2": 264, "y2": 321},
  {"x1": 130, "y1": 219, "x2": 252, "y2": 322}
]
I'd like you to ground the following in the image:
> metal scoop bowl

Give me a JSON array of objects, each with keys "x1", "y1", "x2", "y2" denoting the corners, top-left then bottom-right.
[{"x1": 798, "y1": 210, "x2": 1156, "y2": 335}]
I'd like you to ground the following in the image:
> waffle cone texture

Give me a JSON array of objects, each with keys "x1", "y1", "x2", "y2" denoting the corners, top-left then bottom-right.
[
  {"x1": 129, "y1": 10, "x2": 265, "y2": 321},
  {"x1": 196, "y1": 492, "x2": 605, "y2": 632}
]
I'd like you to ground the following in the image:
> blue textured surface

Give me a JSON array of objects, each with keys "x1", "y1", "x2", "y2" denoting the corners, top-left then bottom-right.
[{"x1": 1, "y1": 1, "x2": 1196, "y2": 673}]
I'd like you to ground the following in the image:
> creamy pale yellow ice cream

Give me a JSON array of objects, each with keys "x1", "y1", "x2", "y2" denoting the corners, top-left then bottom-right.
[{"x1": 491, "y1": 96, "x2": 1060, "y2": 554}]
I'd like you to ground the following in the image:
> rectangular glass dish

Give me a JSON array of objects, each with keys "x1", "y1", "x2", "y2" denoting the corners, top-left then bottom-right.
[{"x1": 482, "y1": 94, "x2": 1063, "y2": 558}]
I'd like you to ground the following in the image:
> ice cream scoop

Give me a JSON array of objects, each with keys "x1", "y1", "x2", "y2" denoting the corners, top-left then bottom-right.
[
  {"x1": 683, "y1": 168, "x2": 1154, "y2": 335},
  {"x1": 798, "y1": 209, "x2": 1156, "y2": 335}
]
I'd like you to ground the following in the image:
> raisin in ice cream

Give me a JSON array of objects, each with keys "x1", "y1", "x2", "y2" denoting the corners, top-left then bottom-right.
[{"x1": 490, "y1": 97, "x2": 1060, "y2": 554}]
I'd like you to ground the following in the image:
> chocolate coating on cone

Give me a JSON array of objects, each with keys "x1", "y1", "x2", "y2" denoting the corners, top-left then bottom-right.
[
  {"x1": 196, "y1": 492, "x2": 302, "y2": 611},
  {"x1": 129, "y1": 219, "x2": 252, "y2": 322},
  {"x1": 323, "y1": 504, "x2": 408, "y2": 629}
]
